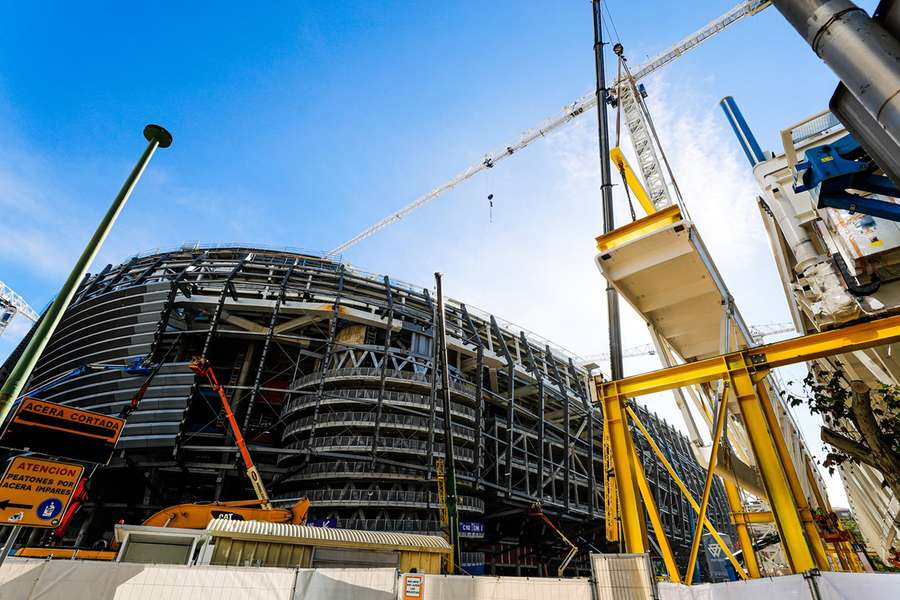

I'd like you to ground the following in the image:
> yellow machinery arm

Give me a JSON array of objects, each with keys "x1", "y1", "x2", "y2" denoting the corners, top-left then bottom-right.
[
  {"x1": 142, "y1": 498, "x2": 310, "y2": 529},
  {"x1": 610, "y1": 147, "x2": 656, "y2": 216}
]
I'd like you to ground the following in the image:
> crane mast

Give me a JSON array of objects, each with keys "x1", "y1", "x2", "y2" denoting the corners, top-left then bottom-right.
[
  {"x1": 0, "y1": 280, "x2": 39, "y2": 337},
  {"x1": 329, "y1": 0, "x2": 771, "y2": 255}
]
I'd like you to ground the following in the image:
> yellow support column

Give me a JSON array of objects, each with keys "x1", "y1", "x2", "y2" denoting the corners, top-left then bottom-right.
[
  {"x1": 602, "y1": 422, "x2": 620, "y2": 544},
  {"x1": 726, "y1": 362, "x2": 815, "y2": 573},
  {"x1": 685, "y1": 391, "x2": 729, "y2": 584},
  {"x1": 598, "y1": 381, "x2": 647, "y2": 554},
  {"x1": 756, "y1": 382, "x2": 830, "y2": 570},
  {"x1": 723, "y1": 480, "x2": 761, "y2": 578},
  {"x1": 629, "y1": 437, "x2": 682, "y2": 582},
  {"x1": 627, "y1": 406, "x2": 749, "y2": 580}
]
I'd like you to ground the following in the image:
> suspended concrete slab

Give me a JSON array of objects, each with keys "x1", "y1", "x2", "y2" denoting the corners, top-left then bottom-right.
[{"x1": 595, "y1": 205, "x2": 751, "y2": 362}]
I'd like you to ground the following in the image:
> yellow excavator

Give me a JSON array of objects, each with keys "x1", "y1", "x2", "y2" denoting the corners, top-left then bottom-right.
[{"x1": 18, "y1": 357, "x2": 309, "y2": 560}]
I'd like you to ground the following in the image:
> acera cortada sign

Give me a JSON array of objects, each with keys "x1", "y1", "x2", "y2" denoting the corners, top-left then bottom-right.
[{"x1": 0, "y1": 397, "x2": 124, "y2": 464}]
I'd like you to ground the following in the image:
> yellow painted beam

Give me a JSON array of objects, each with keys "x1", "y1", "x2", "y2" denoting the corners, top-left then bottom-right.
[
  {"x1": 731, "y1": 511, "x2": 774, "y2": 524},
  {"x1": 756, "y1": 381, "x2": 831, "y2": 570},
  {"x1": 724, "y1": 481, "x2": 761, "y2": 577},
  {"x1": 728, "y1": 366, "x2": 815, "y2": 573},
  {"x1": 595, "y1": 204, "x2": 682, "y2": 253},
  {"x1": 627, "y1": 406, "x2": 749, "y2": 580},
  {"x1": 610, "y1": 146, "x2": 656, "y2": 216},
  {"x1": 629, "y1": 438, "x2": 682, "y2": 583},
  {"x1": 685, "y1": 392, "x2": 729, "y2": 584},
  {"x1": 599, "y1": 389, "x2": 647, "y2": 554},
  {"x1": 596, "y1": 314, "x2": 900, "y2": 402}
]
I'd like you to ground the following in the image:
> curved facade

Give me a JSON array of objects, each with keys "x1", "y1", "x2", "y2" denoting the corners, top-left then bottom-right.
[{"x1": 1, "y1": 246, "x2": 733, "y2": 575}]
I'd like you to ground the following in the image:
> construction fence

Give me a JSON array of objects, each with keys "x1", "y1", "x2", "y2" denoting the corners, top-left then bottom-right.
[{"x1": 0, "y1": 558, "x2": 896, "y2": 600}]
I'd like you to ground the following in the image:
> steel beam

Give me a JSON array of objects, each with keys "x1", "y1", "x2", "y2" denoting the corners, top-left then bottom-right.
[
  {"x1": 597, "y1": 314, "x2": 900, "y2": 402},
  {"x1": 371, "y1": 275, "x2": 395, "y2": 462}
]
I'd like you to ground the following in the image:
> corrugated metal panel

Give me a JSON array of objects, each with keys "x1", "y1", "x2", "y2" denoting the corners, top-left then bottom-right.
[
  {"x1": 206, "y1": 519, "x2": 450, "y2": 552},
  {"x1": 590, "y1": 553, "x2": 657, "y2": 600}
]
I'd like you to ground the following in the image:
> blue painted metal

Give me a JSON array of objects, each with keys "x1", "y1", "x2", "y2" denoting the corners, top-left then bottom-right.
[
  {"x1": 719, "y1": 96, "x2": 766, "y2": 166},
  {"x1": 794, "y1": 134, "x2": 900, "y2": 222},
  {"x1": 17, "y1": 356, "x2": 151, "y2": 402}
]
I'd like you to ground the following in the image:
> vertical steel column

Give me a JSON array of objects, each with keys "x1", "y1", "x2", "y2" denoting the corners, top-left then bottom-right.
[
  {"x1": 426, "y1": 290, "x2": 439, "y2": 474},
  {"x1": 592, "y1": 0, "x2": 624, "y2": 383},
  {"x1": 434, "y1": 273, "x2": 461, "y2": 571},
  {"x1": 371, "y1": 276, "x2": 395, "y2": 462},
  {"x1": 563, "y1": 381, "x2": 571, "y2": 512},
  {"x1": 491, "y1": 316, "x2": 515, "y2": 495},
  {"x1": 755, "y1": 380, "x2": 830, "y2": 570},
  {"x1": 596, "y1": 381, "x2": 646, "y2": 554},
  {"x1": 150, "y1": 252, "x2": 206, "y2": 362},
  {"x1": 727, "y1": 365, "x2": 815, "y2": 573},
  {"x1": 461, "y1": 304, "x2": 485, "y2": 487},
  {"x1": 307, "y1": 265, "x2": 345, "y2": 456},
  {"x1": 547, "y1": 351, "x2": 571, "y2": 511},
  {"x1": 199, "y1": 258, "x2": 245, "y2": 360},
  {"x1": 0, "y1": 125, "x2": 172, "y2": 420},
  {"x1": 724, "y1": 481, "x2": 760, "y2": 577},
  {"x1": 576, "y1": 365, "x2": 598, "y2": 517},
  {"x1": 521, "y1": 333, "x2": 545, "y2": 501},
  {"x1": 243, "y1": 263, "x2": 294, "y2": 433}
]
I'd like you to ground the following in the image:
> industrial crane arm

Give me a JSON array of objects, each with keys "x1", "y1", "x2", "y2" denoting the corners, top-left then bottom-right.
[
  {"x1": 189, "y1": 357, "x2": 273, "y2": 510},
  {"x1": 329, "y1": 0, "x2": 770, "y2": 255},
  {"x1": 530, "y1": 503, "x2": 578, "y2": 577}
]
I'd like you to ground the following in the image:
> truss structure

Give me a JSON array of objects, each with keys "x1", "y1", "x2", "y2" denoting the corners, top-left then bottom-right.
[{"x1": 0, "y1": 245, "x2": 736, "y2": 575}]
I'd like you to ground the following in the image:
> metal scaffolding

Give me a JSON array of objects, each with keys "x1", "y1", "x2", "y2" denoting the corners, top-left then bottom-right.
[{"x1": 0, "y1": 245, "x2": 734, "y2": 575}]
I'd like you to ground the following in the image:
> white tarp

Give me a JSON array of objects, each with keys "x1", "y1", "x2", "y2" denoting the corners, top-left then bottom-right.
[
  {"x1": 659, "y1": 575, "x2": 810, "y2": 600},
  {"x1": 404, "y1": 574, "x2": 593, "y2": 600},
  {"x1": 293, "y1": 567, "x2": 396, "y2": 600},
  {"x1": 20, "y1": 560, "x2": 296, "y2": 600},
  {"x1": 658, "y1": 572, "x2": 900, "y2": 600},
  {"x1": 0, "y1": 557, "x2": 44, "y2": 599},
  {"x1": 816, "y1": 571, "x2": 900, "y2": 600}
]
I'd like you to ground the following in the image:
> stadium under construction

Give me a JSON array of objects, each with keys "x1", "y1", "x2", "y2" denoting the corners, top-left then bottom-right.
[{"x1": 0, "y1": 246, "x2": 733, "y2": 575}]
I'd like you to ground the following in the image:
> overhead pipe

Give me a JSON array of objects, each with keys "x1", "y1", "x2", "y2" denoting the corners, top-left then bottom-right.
[
  {"x1": 772, "y1": 0, "x2": 900, "y2": 147},
  {"x1": 720, "y1": 96, "x2": 767, "y2": 167}
]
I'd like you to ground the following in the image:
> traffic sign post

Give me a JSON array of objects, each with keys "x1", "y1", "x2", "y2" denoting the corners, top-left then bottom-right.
[
  {"x1": 0, "y1": 525, "x2": 21, "y2": 569},
  {"x1": 0, "y1": 397, "x2": 124, "y2": 464},
  {"x1": 0, "y1": 456, "x2": 84, "y2": 528}
]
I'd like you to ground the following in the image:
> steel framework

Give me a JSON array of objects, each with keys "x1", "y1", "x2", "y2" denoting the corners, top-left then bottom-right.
[
  {"x1": 0, "y1": 246, "x2": 734, "y2": 575},
  {"x1": 595, "y1": 314, "x2": 900, "y2": 578}
]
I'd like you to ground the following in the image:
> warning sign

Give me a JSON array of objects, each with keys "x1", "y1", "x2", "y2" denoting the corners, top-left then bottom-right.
[
  {"x1": 0, "y1": 456, "x2": 83, "y2": 528},
  {"x1": 403, "y1": 574, "x2": 424, "y2": 600},
  {"x1": 0, "y1": 397, "x2": 124, "y2": 464}
]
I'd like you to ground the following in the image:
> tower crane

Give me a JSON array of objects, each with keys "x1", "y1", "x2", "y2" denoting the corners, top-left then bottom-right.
[
  {"x1": 0, "y1": 280, "x2": 40, "y2": 337},
  {"x1": 329, "y1": 0, "x2": 771, "y2": 255}
]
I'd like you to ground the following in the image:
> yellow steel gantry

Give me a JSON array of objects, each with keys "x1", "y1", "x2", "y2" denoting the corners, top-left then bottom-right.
[{"x1": 594, "y1": 313, "x2": 900, "y2": 578}]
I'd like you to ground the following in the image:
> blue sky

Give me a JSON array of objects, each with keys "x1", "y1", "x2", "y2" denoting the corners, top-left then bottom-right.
[{"x1": 0, "y1": 1, "x2": 881, "y2": 505}]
